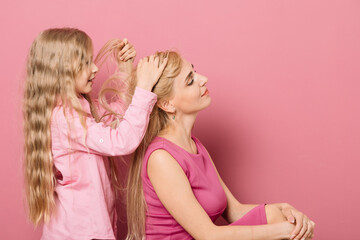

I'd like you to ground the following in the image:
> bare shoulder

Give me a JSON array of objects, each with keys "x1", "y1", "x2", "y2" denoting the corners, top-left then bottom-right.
[
  {"x1": 148, "y1": 149, "x2": 177, "y2": 168},
  {"x1": 147, "y1": 149, "x2": 185, "y2": 178}
]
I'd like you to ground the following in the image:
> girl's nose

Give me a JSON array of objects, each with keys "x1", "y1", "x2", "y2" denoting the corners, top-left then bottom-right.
[{"x1": 92, "y1": 63, "x2": 99, "y2": 73}]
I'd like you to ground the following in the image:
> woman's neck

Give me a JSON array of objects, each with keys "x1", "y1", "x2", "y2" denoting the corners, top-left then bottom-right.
[{"x1": 159, "y1": 113, "x2": 198, "y2": 154}]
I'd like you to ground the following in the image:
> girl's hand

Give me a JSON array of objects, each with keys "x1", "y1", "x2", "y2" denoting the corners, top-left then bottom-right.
[
  {"x1": 118, "y1": 38, "x2": 136, "y2": 62},
  {"x1": 136, "y1": 55, "x2": 168, "y2": 91},
  {"x1": 281, "y1": 204, "x2": 315, "y2": 240}
]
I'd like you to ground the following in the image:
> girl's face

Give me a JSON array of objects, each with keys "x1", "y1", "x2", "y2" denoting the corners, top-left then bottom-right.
[
  {"x1": 169, "y1": 58, "x2": 210, "y2": 115},
  {"x1": 75, "y1": 55, "x2": 98, "y2": 95}
]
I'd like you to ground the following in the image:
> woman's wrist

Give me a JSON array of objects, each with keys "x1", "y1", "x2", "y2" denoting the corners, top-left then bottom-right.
[
  {"x1": 271, "y1": 202, "x2": 292, "y2": 212},
  {"x1": 273, "y1": 221, "x2": 294, "y2": 239}
]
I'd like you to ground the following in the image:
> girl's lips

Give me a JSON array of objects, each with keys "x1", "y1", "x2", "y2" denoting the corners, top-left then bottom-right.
[{"x1": 201, "y1": 89, "x2": 209, "y2": 97}]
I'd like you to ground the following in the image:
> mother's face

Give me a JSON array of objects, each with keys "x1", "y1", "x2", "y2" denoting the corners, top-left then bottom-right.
[{"x1": 169, "y1": 58, "x2": 211, "y2": 115}]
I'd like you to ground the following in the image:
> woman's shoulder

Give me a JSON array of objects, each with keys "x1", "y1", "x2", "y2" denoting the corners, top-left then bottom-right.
[
  {"x1": 143, "y1": 137, "x2": 191, "y2": 178},
  {"x1": 144, "y1": 137, "x2": 168, "y2": 157},
  {"x1": 144, "y1": 136, "x2": 188, "y2": 166}
]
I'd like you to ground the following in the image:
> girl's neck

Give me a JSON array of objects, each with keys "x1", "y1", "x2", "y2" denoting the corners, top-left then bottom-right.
[{"x1": 159, "y1": 113, "x2": 198, "y2": 154}]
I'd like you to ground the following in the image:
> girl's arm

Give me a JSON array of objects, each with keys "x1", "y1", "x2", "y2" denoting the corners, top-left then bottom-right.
[
  {"x1": 147, "y1": 149, "x2": 295, "y2": 240},
  {"x1": 53, "y1": 56, "x2": 168, "y2": 156},
  {"x1": 54, "y1": 87, "x2": 156, "y2": 156}
]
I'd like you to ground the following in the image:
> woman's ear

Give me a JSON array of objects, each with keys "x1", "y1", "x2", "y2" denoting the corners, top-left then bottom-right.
[{"x1": 157, "y1": 99, "x2": 175, "y2": 114}]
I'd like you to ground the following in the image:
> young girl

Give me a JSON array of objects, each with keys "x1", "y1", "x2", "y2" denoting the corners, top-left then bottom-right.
[
  {"x1": 23, "y1": 28, "x2": 167, "y2": 240},
  {"x1": 126, "y1": 51, "x2": 315, "y2": 240}
]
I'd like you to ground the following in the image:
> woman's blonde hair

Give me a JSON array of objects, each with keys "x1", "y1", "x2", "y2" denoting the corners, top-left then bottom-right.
[
  {"x1": 126, "y1": 51, "x2": 183, "y2": 240},
  {"x1": 23, "y1": 29, "x2": 125, "y2": 225}
]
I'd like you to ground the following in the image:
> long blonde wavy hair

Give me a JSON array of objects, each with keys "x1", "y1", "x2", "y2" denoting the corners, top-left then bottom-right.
[
  {"x1": 23, "y1": 29, "x2": 128, "y2": 225},
  {"x1": 126, "y1": 51, "x2": 183, "y2": 240}
]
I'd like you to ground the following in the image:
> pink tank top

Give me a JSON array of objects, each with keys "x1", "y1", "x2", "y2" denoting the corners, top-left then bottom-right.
[{"x1": 141, "y1": 136, "x2": 227, "y2": 240}]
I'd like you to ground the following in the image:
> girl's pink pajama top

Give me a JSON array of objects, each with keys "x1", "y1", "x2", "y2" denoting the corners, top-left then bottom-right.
[{"x1": 41, "y1": 87, "x2": 156, "y2": 240}]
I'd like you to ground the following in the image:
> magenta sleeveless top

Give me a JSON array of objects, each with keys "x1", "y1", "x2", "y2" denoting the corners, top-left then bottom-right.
[{"x1": 141, "y1": 136, "x2": 227, "y2": 240}]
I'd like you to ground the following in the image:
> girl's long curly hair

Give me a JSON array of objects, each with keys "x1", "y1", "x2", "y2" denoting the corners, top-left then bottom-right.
[{"x1": 23, "y1": 28, "x2": 128, "y2": 225}]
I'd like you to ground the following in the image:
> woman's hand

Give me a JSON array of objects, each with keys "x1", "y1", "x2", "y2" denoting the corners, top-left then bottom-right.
[
  {"x1": 279, "y1": 203, "x2": 315, "y2": 240},
  {"x1": 118, "y1": 38, "x2": 136, "y2": 62},
  {"x1": 136, "y1": 55, "x2": 168, "y2": 91},
  {"x1": 277, "y1": 221, "x2": 296, "y2": 239}
]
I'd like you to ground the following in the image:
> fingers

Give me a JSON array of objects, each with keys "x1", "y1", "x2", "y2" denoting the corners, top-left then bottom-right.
[
  {"x1": 137, "y1": 55, "x2": 160, "y2": 68},
  {"x1": 283, "y1": 208, "x2": 296, "y2": 224},
  {"x1": 292, "y1": 215, "x2": 314, "y2": 240},
  {"x1": 290, "y1": 212, "x2": 304, "y2": 239},
  {"x1": 118, "y1": 41, "x2": 125, "y2": 49},
  {"x1": 149, "y1": 55, "x2": 155, "y2": 63},
  {"x1": 118, "y1": 39, "x2": 136, "y2": 61},
  {"x1": 119, "y1": 44, "x2": 131, "y2": 59},
  {"x1": 136, "y1": 54, "x2": 168, "y2": 91},
  {"x1": 300, "y1": 217, "x2": 314, "y2": 240},
  {"x1": 308, "y1": 221, "x2": 315, "y2": 239},
  {"x1": 122, "y1": 49, "x2": 136, "y2": 61},
  {"x1": 295, "y1": 218, "x2": 307, "y2": 240},
  {"x1": 139, "y1": 56, "x2": 149, "y2": 63},
  {"x1": 281, "y1": 205, "x2": 314, "y2": 240},
  {"x1": 138, "y1": 55, "x2": 164, "y2": 66},
  {"x1": 154, "y1": 56, "x2": 159, "y2": 66},
  {"x1": 159, "y1": 56, "x2": 168, "y2": 71},
  {"x1": 302, "y1": 220, "x2": 312, "y2": 240}
]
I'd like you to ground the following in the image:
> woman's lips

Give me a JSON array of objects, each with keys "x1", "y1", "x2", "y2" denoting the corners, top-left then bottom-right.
[{"x1": 201, "y1": 89, "x2": 209, "y2": 97}]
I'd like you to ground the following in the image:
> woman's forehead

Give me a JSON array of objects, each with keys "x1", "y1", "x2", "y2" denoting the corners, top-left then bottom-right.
[{"x1": 177, "y1": 59, "x2": 193, "y2": 79}]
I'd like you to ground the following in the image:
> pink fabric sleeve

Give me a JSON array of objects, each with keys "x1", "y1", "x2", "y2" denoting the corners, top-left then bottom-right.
[{"x1": 53, "y1": 87, "x2": 157, "y2": 156}]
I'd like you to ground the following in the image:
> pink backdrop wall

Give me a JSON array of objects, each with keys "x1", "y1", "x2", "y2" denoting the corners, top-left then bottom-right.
[{"x1": 1, "y1": 0, "x2": 359, "y2": 239}]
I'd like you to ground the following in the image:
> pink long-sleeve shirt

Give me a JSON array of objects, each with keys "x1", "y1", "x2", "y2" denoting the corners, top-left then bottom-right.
[{"x1": 41, "y1": 87, "x2": 157, "y2": 240}]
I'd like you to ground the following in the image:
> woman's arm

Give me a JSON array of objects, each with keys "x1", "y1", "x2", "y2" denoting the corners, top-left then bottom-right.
[
  {"x1": 147, "y1": 149, "x2": 295, "y2": 240},
  {"x1": 206, "y1": 153, "x2": 315, "y2": 240},
  {"x1": 271, "y1": 203, "x2": 315, "y2": 240}
]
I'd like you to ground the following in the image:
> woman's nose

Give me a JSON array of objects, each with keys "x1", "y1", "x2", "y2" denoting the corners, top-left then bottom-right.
[{"x1": 199, "y1": 74, "x2": 208, "y2": 86}]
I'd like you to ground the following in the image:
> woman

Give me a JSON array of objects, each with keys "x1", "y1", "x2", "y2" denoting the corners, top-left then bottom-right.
[{"x1": 126, "y1": 51, "x2": 315, "y2": 240}]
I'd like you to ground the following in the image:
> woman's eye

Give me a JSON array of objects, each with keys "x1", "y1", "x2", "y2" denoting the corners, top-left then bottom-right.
[{"x1": 187, "y1": 78, "x2": 194, "y2": 86}]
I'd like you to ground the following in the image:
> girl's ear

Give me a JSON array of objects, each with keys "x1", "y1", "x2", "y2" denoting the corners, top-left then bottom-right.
[{"x1": 157, "y1": 99, "x2": 175, "y2": 114}]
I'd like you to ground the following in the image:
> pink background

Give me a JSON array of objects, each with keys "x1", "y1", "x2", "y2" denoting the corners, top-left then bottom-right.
[{"x1": 1, "y1": 0, "x2": 359, "y2": 239}]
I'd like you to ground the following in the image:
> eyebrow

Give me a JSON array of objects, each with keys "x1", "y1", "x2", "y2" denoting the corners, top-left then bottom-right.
[{"x1": 184, "y1": 64, "x2": 195, "y2": 82}]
